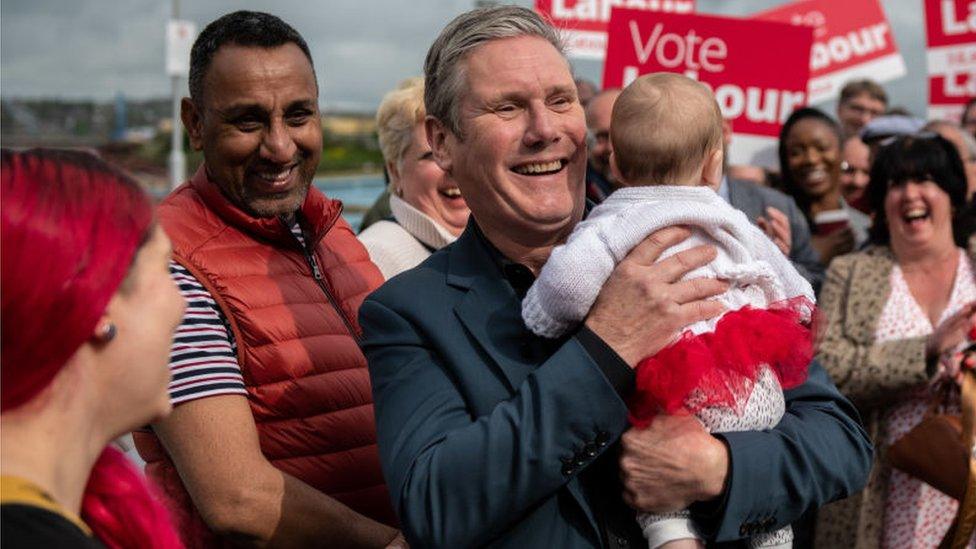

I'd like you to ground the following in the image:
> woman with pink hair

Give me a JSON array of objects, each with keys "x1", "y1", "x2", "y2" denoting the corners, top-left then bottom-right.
[{"x1": 1, "y1": 149, "x2": 185, "y2": 548}]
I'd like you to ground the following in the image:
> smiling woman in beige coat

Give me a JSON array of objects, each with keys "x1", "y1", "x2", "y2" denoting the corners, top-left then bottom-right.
[
  {"x1": 814, "y1": 135, "x2": 976, "y2": 548},
  {"x1": 358, "y1": 77, "x2": 471, "y2": 279}
]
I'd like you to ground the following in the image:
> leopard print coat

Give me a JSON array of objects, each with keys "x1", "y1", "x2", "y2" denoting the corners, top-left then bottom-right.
[{"x1": 813, "y1": 242, "x2": 976, "y2": 549}]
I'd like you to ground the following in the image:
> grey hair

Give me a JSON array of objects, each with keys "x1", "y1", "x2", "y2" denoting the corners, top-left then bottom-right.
[{"x1": 424, "y1": 5, "x2": 565, "y2": 138}]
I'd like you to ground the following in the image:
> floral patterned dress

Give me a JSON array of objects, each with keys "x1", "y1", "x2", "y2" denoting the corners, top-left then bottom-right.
[{"x1": 877, "y1": 248, "x2": 975, "y2": 548}]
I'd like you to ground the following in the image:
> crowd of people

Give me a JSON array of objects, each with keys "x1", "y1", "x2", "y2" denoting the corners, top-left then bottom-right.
[{"x1": 1, "y1": 6, "x2": 974, "y2": 549}]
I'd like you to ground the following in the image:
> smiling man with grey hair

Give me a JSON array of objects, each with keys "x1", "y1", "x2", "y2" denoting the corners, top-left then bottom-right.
[
  {"x1": 360, "y1": 6, "x2": 872, "y2": 548},
  {"x1": 423, "y1": 5, "x2": 564, "y2": 139}
]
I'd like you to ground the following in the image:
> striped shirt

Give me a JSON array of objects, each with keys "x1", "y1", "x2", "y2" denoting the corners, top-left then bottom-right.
[{"x1": 167, "y1": 222, "x2": 307, "y2": 405}]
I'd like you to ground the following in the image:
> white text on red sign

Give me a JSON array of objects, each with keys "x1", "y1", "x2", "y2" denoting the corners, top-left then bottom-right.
[
  {"x1": 551, "y1": 0, "x2": 693, "y2": 23},
  {"x1": 630, "y1": 21, "x2": 727, "y2": 75},
  {"x1": 942, "y1": 0, "x2": 976, "y2": 35},
  {"x1": 810, "y1": 23, "x2": 891, "y2": 71},
  {"x1": 623, "y1": 21, "x2": 806, "y2": 124}
]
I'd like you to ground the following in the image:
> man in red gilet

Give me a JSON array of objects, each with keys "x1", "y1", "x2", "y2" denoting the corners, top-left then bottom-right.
[{"x1": 133, "y1": 11, "x2": 404, "y2": 548}]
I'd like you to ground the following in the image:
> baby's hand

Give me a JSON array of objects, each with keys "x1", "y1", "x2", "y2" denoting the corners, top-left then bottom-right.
[{"x1": 658, "y1": 538, "x2": 705, "y2": 549}]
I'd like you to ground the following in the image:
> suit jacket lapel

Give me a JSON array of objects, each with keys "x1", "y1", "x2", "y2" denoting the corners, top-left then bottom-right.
[
  {"x1": 446, "y1": 223, "x2": 604, "y2": 540},
  {"x1": 727, "y1": 179, "x2": 761, "y2": 221},
  {"x1": 447, "y1": 225, "x2": 538, "y2": 394}
]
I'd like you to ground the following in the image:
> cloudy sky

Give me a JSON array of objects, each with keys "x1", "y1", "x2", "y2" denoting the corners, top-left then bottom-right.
[{"x1": 1, "y1": 0, "x2": 927, "y2": 114}]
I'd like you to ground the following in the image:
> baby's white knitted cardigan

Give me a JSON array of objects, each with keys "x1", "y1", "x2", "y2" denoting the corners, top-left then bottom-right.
[
  {"x1": 522, "y1": 185, "x2": 815, "y2": 338},
  {"x1": 522, "y1": 185, "x2": 813, "y2": 549}
]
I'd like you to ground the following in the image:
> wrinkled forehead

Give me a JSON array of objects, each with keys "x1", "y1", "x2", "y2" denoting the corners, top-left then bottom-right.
[{"x1": 459, "y1": 36, "x2": 574, "y2": 98}]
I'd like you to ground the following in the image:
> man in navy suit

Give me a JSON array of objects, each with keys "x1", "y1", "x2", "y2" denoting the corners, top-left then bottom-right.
[{"x1": 359, "y1": 6, "x2": 872, "y2": 548}]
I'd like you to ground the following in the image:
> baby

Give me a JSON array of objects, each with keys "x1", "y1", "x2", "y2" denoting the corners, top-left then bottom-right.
[{"x1": 522, "y1": 73, "x2": 815, "y2": 549}]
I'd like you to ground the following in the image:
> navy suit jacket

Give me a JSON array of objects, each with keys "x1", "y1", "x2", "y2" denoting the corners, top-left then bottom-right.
[{"x1": 359, "y1": 223, "x2": 872, "y2": 548}]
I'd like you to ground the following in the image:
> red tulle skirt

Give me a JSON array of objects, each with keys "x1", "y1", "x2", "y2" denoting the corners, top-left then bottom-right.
[{"x1": 628, "y1": 298, "x2": 814, "y2": 428}]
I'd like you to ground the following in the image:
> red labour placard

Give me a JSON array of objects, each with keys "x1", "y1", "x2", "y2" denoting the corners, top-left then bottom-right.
[
  {"x1": 924, "y1": 0, "x2": 976, "y2": 121},
  {"x1": 602, "y1": 9, "x2": 812, "y2": 163},
  {"x1": 756, "y1": 0, "x2": 906, "y2": 104},
  {"x1": 535, "y1": 0, "x2": 695, "y2": 59}
]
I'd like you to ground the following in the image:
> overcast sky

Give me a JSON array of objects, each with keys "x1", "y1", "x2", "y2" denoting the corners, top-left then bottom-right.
[{"x1": 1, "y1": 0, "x2": 927, "y2": 115}]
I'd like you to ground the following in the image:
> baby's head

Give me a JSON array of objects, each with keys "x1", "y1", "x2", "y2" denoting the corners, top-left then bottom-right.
[{"x1": 610, "y1": 73, "x2": 724, "y2": 189}]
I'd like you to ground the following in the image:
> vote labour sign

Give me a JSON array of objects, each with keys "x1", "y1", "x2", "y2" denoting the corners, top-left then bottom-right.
[
  {"x1": 602, "y1": 10, "x2": 812, "y2": 162},
  {"x1": 534, "y1": 0, "x2": 694, "y2": 59},
  {"x1": 924, "y1": 0, "x2": 976, "y2": 121},
  {"x1": 756, "y1": 0, "x2": 906, "y2": 104}
]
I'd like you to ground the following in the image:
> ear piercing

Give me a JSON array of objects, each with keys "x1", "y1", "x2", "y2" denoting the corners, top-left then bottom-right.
[{"x1": 97, "y1": 323, "x2": 117, "y2": 343}]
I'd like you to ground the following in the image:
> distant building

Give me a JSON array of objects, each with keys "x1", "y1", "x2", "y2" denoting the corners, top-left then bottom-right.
[
  {"x1": 1, "y1": 97, "x2": 169, "y2": 147},
  {"x1": 322, "y1": 111, "x2": 377, "y2": 141}
]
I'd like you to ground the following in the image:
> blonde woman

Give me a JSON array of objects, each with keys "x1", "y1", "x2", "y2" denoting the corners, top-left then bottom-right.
[{"x1": 358, "y1": 78, "x2": 470, "y2": 279}]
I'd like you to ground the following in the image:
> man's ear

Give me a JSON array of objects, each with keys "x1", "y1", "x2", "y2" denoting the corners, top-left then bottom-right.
[
  {"x1": 702, "y1": 148, "x2": 724, "y2": 190},
  {"x1": 425, "y1": 116, "x2": 453, "y2": 173},
  {"x1": 181, "y1": 98, "x2": 205, "y2": 151}
]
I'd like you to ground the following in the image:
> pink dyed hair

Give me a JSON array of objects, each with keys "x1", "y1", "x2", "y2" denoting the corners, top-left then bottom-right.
[{"x1": 1, "y1": 149, "x2": 183, "y2": 548}]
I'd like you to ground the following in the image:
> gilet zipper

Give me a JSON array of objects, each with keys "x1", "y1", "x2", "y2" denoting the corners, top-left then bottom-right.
[{"x1": 286, "y1": 218, "x2": 362, "y2": 343}]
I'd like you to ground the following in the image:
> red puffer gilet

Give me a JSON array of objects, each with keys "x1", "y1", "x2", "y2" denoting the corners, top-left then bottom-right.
[{"x1": 134, "y1": 166, "x2": 396, "y2": 547}]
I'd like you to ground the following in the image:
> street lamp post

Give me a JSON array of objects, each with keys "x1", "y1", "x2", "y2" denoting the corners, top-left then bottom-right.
[{"x1": 168, "y1": 0, "x2": 186, "y2": 190}]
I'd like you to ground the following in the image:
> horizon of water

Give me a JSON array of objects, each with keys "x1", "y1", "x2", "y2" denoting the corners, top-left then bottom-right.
[{"x1": 314, "y1": 173, "x2": 386, "y2": 231}]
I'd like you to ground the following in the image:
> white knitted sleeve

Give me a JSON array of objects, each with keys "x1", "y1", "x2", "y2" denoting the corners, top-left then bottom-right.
[
  {"x1": 522, "y1": 194, "x2": 670, "y2": 338},
  {"x1": 521, "y1": 213, "x2": 621, "y2": 338}
]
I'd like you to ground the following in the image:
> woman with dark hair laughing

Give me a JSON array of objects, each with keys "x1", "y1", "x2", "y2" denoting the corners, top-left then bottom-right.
[{"x1": 814, "y1": 134, "x2": 976, "y2": 548}]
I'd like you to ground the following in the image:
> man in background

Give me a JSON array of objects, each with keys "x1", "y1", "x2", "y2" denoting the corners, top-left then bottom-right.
[
  {"x1": 836, "y1": 79, "x2": 888, "y2": 139},
  {"x1": 584, "y1": 88, "x2": 621, "y2": 203},
  {"x1": 575, "y1": 77, "x2": 599, "y2": 107},
  {"x1": 839, "y1": 135, "x2": 872, "y2": 214}
]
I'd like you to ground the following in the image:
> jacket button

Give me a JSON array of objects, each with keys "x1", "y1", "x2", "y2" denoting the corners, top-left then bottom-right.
[
  {"x1": 561, "y1": 464, "x2": 575, "y2": 476},
  {"x1": 583, "y1": 442, "x2": 599, "y2": 458},
  {"x1": 596, "y1": 430, "x2": 611, "y2": 447}
]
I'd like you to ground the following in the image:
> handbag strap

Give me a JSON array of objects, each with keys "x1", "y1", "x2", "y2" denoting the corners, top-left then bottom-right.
[
  {"x1": 963, "y1": 367, "x2": 975, "y2": 454},
  {"x1": 928, "y1": 375, "x2": 960, "y2": 417},
  {"x1": 943, "y1": 369, "x2": 976, "y2": 549}
]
